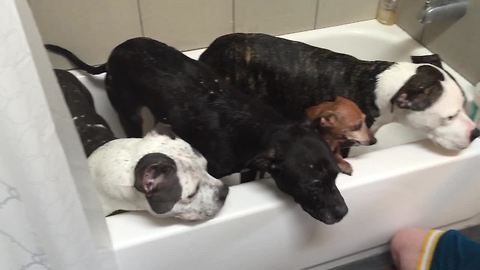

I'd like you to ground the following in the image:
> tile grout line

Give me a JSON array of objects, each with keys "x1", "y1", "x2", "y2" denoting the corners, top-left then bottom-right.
[
  {"x1": 136, "y1": 0, "x2": 145, "y2": 36},
  {"x1": 314, "y1": 0, "x2": 320, "y2": 29},
  {"x1": 232, "y1": 0, "x2": 236, "y2": 33}
]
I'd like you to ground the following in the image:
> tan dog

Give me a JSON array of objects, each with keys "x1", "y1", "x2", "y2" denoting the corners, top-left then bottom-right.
[{"x1": 306, "y1": 96, "x2": 376, "y2": 175}]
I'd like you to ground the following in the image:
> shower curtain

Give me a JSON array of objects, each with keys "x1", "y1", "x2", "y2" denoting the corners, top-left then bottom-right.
[{"x1": 0, "y1": 1, "x2": 118, "y2": 269}]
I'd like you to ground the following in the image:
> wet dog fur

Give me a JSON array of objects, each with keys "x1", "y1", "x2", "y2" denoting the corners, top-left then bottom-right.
[
  {"x1": 199, "y1": 33, "x2": 479, "y2": 151},
  {"x1": 47, "y1": 39, "x2": 349, "y2": 224}
]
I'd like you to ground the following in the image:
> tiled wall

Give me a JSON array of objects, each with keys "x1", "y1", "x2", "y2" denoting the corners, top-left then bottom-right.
[
  {"x1": 397, "y1": 0, "x2": 480, "y2": 84},
  {"x1": 28, "y1": 0, "x2": 379, "y2": 69}
]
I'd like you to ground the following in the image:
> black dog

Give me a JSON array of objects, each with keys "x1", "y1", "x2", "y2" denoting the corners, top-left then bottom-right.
[
  {"x1": 47, "y1": 38, "x2": 348, "y2": 224},
  {"x1": 199, "y1": 33, "x2": 479, "y2": 151},
  {"x1": 54, "y1": 69, "x2": 115, "y2": 156},
  {"x1": 200, "y1": 33, "x2": 388, "y2": 126}
]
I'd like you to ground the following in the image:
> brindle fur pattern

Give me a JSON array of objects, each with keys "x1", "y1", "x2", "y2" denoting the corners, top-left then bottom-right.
[{"x1": 199, "y1": 33, "x2": 394, "y2": 128}]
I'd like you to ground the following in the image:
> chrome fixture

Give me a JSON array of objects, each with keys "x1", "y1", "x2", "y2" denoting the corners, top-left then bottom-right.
[{"x1": 418, "y1": 0, "x2": 468, "y2": 24}]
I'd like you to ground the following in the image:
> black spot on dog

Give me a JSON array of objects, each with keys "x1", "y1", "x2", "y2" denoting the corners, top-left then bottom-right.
[
  {"x1": 134, "y1": 153, "x2": 182, "y2": 214},
  {"x1": 391, "y1": 65, "x2": 444, "y2": 111},
  {"x1": 411, "y1": 54, "x2": 465, "y2": 100},
  {"x1": 411, "y1": 54, "x2": 443, "y2": 69}
]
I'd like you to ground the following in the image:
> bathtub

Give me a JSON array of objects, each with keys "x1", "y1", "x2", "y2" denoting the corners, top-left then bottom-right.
[{"x1": 74, "y1": 20, "x2": 480, "y2": 270}]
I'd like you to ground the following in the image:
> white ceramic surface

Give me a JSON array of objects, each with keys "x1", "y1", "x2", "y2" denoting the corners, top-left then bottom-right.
[{"x1": 74, "y1": 20, "x2": 480, "y2": 270}]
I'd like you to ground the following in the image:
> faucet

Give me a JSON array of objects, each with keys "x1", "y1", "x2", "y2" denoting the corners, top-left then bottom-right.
[{"x1": 418, "y1": 0, "x2": 468, "y2": 24}]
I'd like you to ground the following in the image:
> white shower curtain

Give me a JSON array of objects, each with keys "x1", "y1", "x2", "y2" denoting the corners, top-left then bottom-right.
[{"x1": 0, "y1": 1, "x2": 118, "y2": 269}]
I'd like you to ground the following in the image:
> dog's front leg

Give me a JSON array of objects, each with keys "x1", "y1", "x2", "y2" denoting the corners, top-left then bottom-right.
[{"x1": 334, "y1": 145, "x2": 352, "y2": 175}]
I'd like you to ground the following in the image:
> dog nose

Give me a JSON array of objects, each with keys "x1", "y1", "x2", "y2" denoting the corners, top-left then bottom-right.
[
  {"x1": 334, "y1": 205, "x2": 348, "y2": 219},
  {"x1": 217, "y1": 185, "x2": 229, "y2": 202},
  {"x1": 369, "y1": 137, "x2": 377, "y2": 145},
  {"x1": 320, "y1": 204, "x2": 349, "y2": 224},
  {"x1": 470, "y1": 128, "x2": 480, "y2": 142}
]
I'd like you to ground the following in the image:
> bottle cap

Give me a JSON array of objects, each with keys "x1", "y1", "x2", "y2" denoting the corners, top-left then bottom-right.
[{"x1": 382, "y1": 0, "x2": 398, "y2": 10}]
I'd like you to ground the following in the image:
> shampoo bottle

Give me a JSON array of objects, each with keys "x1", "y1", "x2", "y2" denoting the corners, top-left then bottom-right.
[{"x1": 377, "y1": 0, "x2": 398, "y2": 25}]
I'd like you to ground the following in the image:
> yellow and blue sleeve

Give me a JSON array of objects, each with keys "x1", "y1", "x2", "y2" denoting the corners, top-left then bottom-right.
[
  {"x1": 416, "y1": 229, "x2": 445, "y2": 270},
  {"x1": 417, "y1": 229, "x2": 480, "y2": 270}
]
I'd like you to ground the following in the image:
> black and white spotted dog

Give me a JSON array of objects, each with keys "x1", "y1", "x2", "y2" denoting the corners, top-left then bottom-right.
[
  {"x1": 199, "y1": 33, "x2": 479, "y2": 151},
  {"x1": 55, "y1": 69, "x2": 228, "y2": 221}
]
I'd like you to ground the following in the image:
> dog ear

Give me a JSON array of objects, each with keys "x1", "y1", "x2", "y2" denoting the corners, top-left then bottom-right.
[
  {"x1": 305, "y1": 105, "x2": 338, "y2": 128},
  {"x1": 411, "y1": 54, "x2": 461, "y2": 86},
  {"x1": 318, "y1": 112, "x2": 338, "y2": 127},
  {"x1": 305, "y1": 104, "x2": 326, "y2": 120},
  {"x1": 411, "y1": 54, "x2": 443, "y2": 69},
  {"x1": 134, "y1": 153, "x2": 177, "y2": 195},
  {"x1": 390, "y1": 65, "x2": 444, "y2": 111},
  {"x1": 307, "y1": 111, "x2": 337, "y2": 128},
  {"x1": 146, "y1": 122, "x2": 176, "y2": 139},
  {"x1": 247, "y1": 148, "x2": 279, "y2": 171}
]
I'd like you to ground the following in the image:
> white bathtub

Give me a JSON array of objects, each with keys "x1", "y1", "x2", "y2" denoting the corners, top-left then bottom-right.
[{"x1": 74, "y1": 20, "x2": 480, "y2": 270}]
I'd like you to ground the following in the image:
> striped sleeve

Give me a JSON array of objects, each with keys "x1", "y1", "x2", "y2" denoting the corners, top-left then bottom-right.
[{"x1": 416, "y1": 230, "x2": 445, "y2": 270}]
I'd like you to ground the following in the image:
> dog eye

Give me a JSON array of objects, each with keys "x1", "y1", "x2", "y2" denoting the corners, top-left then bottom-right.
[
  {"x1": 308, "y1": 164, "x2": 326, "y2": 172},
  {"x1": 445, "y1": 111, "x2": 460, "y2": 121},
  {"x1": 351, "y1": 123, "x2": 362, "y2": 131},
  {"x1": 157, "y1": 165, "x2": 174, "y2": 175},
  {"x1": 187, "y1": 185, "x2": 200, "y2": 199},
  {"x1": 187, "y1": 191, "x2": 196, "y2": 199}
]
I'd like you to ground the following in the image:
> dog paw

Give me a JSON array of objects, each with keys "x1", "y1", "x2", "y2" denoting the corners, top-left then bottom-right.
[{"x1": 338, "y1": 160, "x2": 353, "y2": 176}]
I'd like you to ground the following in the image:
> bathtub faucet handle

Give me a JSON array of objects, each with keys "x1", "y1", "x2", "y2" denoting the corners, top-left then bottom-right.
[{"x1": 418, "y1": 0, "x2": 468, "y2": 24}]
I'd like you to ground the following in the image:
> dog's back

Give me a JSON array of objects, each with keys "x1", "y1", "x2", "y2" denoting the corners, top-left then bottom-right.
[
  {"x1": 200, "y1": 33, "x2": 393, "y2": 126},
  {"x1": 104, "y1": 38, "x2": 227, "y2": 137},
  {"x1": 104, "y1": 38, "x2": 289, "y2": 177},
  {"x1": 54, "y1": 69, "x2": 115, "y2": 156}
]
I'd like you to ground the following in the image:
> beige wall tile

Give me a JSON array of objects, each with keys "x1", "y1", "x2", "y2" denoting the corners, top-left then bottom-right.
[
  {"x1": 28, "y1": 0, "x2": 142, "y2": 69},
  {"x1": 422, "y1": 0, "x2": 480, "y2": 83},
  {"x1": 316, "y1": 0, "x2": 378, "y2": 28},
  {"x1": 396, "y1": 0, "x2": 425, "y2": 41},
  {"x1": 235, "y1": 0, "x2": 317, "y2": 35},
  {"x1": 139, "y1": 0, "x2": 233, "y2": 51}
]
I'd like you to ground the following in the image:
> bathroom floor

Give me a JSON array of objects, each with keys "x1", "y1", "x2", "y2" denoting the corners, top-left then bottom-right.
[{"x1": 332, "y1": 224, "x2": 480, "y2": 270}]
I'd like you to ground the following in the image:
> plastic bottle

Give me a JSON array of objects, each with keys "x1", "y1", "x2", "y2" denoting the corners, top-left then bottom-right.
[{"x1": 377, "y1": 0, "x2": 398, "y2": 25}]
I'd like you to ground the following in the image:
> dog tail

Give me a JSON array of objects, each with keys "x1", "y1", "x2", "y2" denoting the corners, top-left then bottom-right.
[{"x1": 45, "y1": 44, "x2": 106, "y2": 75}]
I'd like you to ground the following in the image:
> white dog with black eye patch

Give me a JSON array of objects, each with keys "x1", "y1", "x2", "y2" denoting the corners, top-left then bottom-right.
[
  {"x1": 88, "y1": 124, "x2": 229, "y2": 221},
  {"x1": 374, "y1": 62, "x2": 478, "y2": 150}
]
